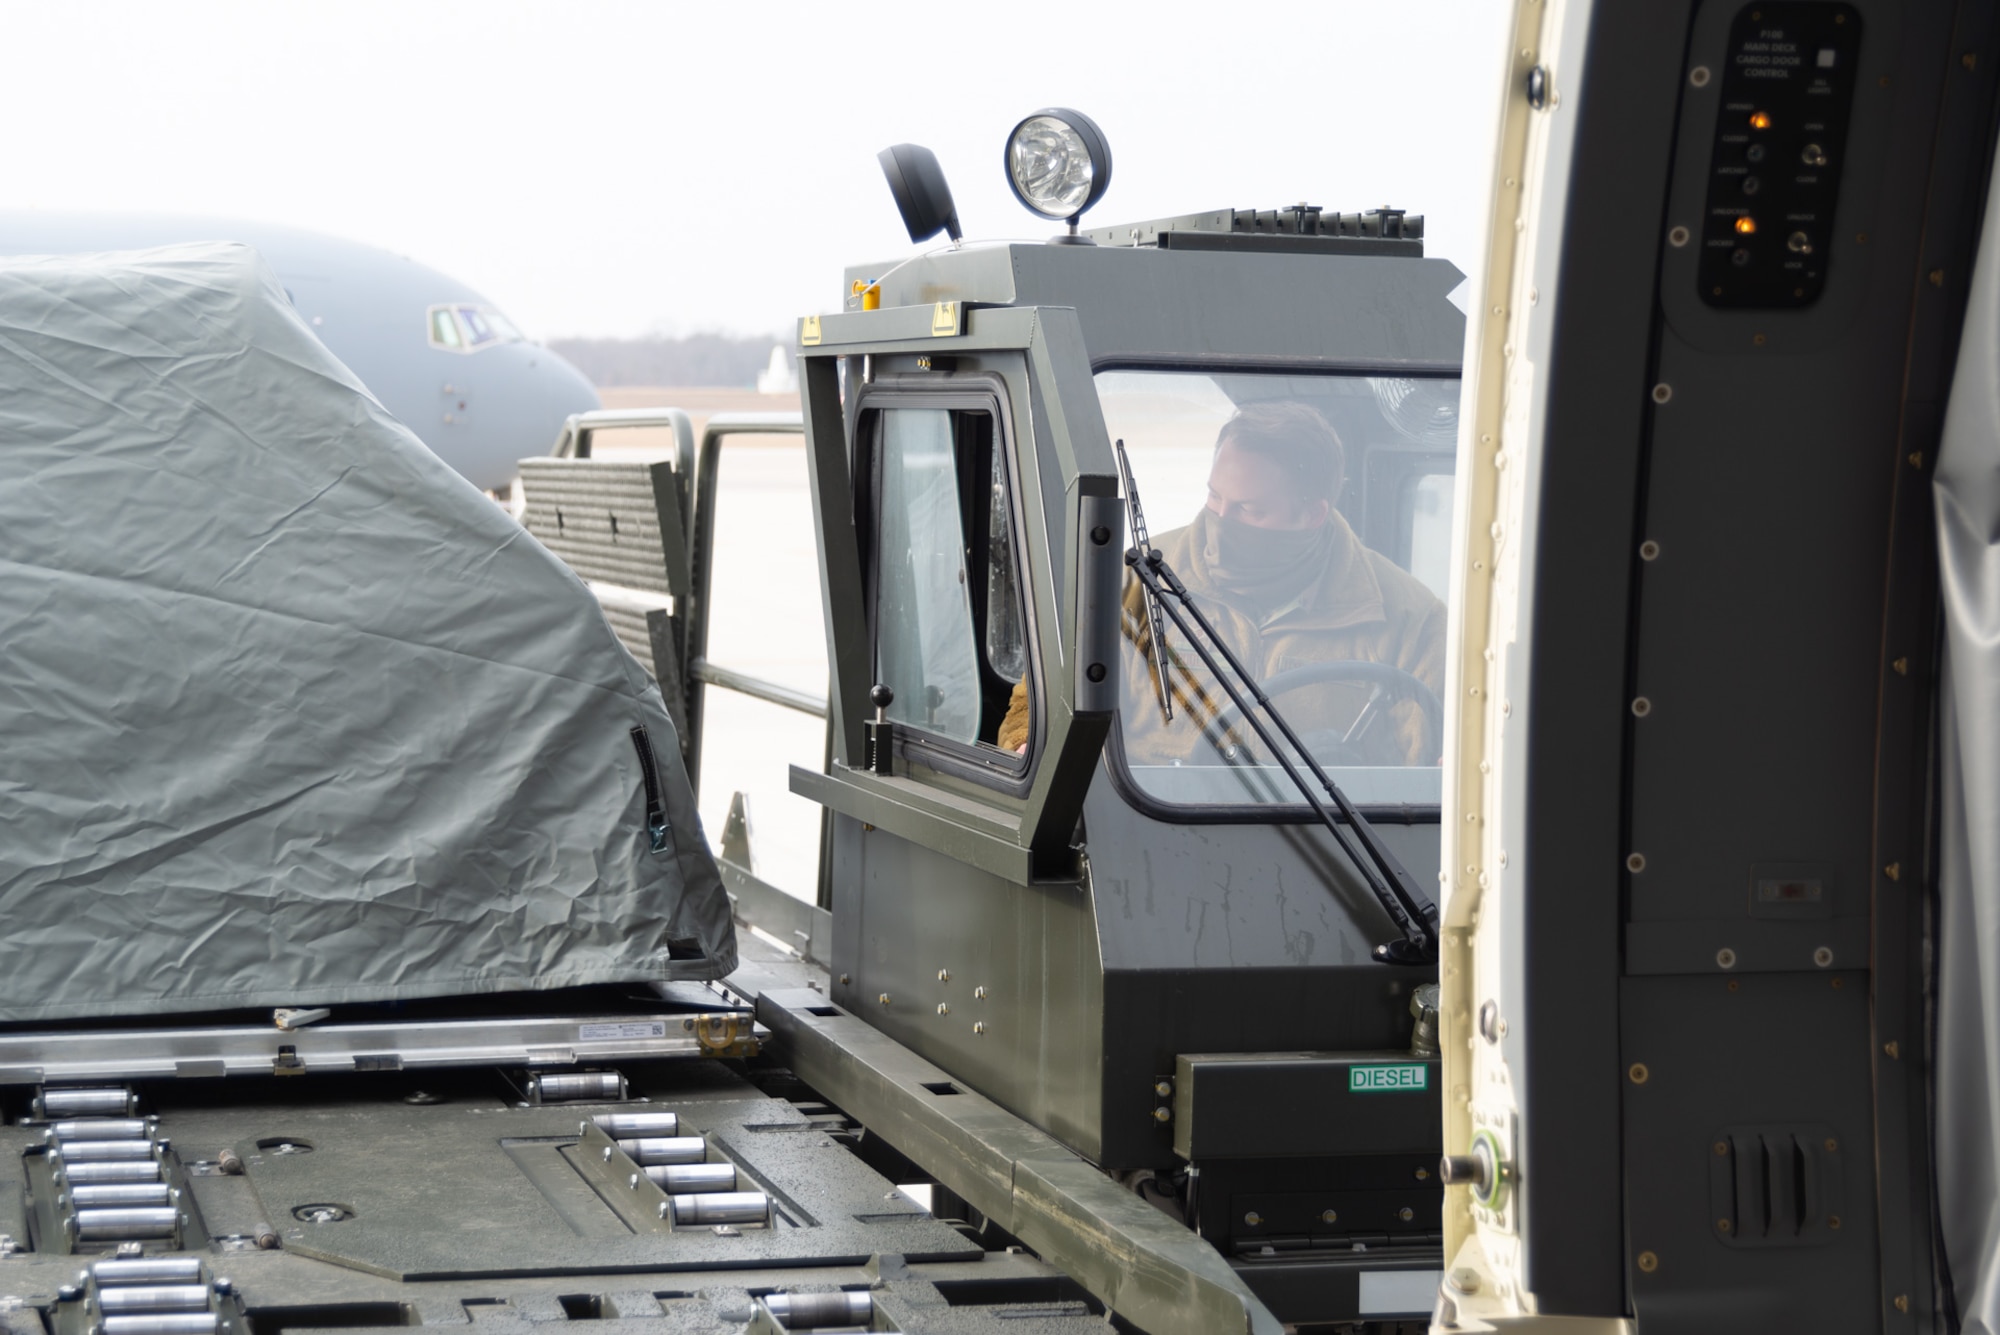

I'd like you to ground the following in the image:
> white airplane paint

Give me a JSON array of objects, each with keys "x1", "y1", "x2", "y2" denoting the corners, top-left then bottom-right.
[{"x1": 0, "y1": 212, "x2": 599, "y2": 491}]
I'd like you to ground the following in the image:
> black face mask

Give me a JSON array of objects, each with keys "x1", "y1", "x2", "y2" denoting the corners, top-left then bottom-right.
[{"x1": 1198, "y1": 509, "x2": 1331, "y2": 601}]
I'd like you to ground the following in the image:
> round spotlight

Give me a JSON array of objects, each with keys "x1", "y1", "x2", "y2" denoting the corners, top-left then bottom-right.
[{"x1": 1005, "y1": 108, "x2": 1112, "y2": 226}]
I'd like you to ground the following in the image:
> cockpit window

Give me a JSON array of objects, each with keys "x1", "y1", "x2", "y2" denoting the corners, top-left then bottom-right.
[
  {"x1": 1097, "y1": 368, "x2": 1461, "y2": 812},
  {"x1": 483, "y1": 308, "x2": 523, "y2": 342},
  {"x1": 428, "y1": 306, "x2": 462, "y2": 350},
  {"x1": 458, "y1": 307, "x2": 494, "y2": 346},
  {"x1": 427, "y1": 304, "x2": 526, "y2": 353}
]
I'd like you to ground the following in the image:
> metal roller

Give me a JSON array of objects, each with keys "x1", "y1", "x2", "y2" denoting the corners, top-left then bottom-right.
[
  {"x1": 50, "y1": 1119, "x2": 153, "y2": 1141},
  {"x1": 531, "y1": 1071, "x2": 624, "y2": 1102},
  {"x1": 63, "y1": 1160, "x2": 164, "y2": 1184},
  {"x1": 97, "y1": 1286, "x2": 210, "y2": 1313},
  {"x1": 75, "y1": 1207, "x2": 178, "y2": 1240},
  {"x1": 38, "y1": 1087, "x2": 135, "y2": 1118},
  {"x1": 93, "y1": 1258, "x2": 203, "y2": 1285},
  {"x1": 55, "y1": 1139, "x2": 157, "y2": 1162},
  {"x1": 103, "y1": 1315, "x2": 217, "y2": 1335},
  {"x1": 70, "y1": 1182, "x2": 172, "y2": 1208},
  {"x1": 763, "y1": 1292, "x2": 873, "y2": 1329},
  {"x1": 669, "y1": 1190, "x2": 771, "y2": 1226},
  {"x1": 616, "y1": 1136, "x2": 705, "y2": 1165},
  {"x1": 590, "y1": 1111, "x2": 678, "y2": 1137},
  {"x1": 645, "y1": 1162, "x2": 735, "y2": 1193}
]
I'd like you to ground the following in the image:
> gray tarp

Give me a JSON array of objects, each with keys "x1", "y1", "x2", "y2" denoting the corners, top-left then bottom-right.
[
  {"x1": 0, "y1": 242, "x2": 734, "y2": 1022},
  {"x1": 1937, "y1": 161, "x2": 2000, "y2": 1331}
]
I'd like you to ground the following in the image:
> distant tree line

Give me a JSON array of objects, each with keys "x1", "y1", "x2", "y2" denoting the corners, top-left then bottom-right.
[{"x1": 547, "y1": 332, "x2": 788, "y2": 388}]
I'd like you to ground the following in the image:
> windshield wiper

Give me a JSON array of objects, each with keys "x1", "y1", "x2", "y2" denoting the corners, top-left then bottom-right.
[
  {"x1": 1116, "y1": 443, "x2": 1440, "y2": 965},
  {"x1": 1115, "y1": 441, "x2": 1175, "y2": 723}
]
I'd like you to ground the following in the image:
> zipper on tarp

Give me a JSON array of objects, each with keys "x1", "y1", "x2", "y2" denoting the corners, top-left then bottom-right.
[{"x1": 629, "y1": 725, "x2": 670, "y2": 854}]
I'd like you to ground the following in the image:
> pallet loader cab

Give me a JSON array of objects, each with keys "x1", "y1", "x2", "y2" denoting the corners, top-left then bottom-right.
[{"x1": 698, "y1": 108, "x2": 1472, "y2": 1332}]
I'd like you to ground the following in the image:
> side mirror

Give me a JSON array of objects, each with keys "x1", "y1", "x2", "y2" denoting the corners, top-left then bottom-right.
[{"x1": 877, "y1": 143, "x2": 963, "y2": 245}]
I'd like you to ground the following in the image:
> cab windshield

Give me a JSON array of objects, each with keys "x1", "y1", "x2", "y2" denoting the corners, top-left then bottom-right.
[{"x1": 1097, "y1": 368, "x2": 1459, "y2": 811}]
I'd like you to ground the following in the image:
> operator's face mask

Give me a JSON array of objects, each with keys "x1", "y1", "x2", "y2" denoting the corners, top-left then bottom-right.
[{"x1": 1198, "y1": 509, "x2": 1331, "y2": 599}]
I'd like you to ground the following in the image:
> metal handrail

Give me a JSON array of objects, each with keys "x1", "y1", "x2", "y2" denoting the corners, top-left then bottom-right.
[
  {"x1": 689, "y1": 656, "x2": 826, "y2": 719},
  {"x1": 682, "y1": 411, "x2": 813, "y2": 792},
  {"x1": 552, "y1": 407, "x2": 696, "y2": 470}
]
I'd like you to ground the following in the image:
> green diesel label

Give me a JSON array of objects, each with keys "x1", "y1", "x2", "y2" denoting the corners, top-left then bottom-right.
[{"x1": 1349, "y1": 1064, "x2": 1429, "y2": 1093}]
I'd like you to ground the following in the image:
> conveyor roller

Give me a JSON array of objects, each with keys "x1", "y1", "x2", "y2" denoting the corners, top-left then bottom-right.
[
  {"x1": 646, "y1": 1162, "x2": 736, "y2": 1192},
  {"x1": 97, "y1": 1286, "x2": 210, "y2": 1313},
  {"x1": 69, "y1": 1182, "x2": 171, "y2": 1207},
  {"x1": 590, "y1": 1111, "x2": 678, "y2": 1137},
  {"x1": 76, "y1": 1207, "x2": 177, "y2": 1240},
  {"x1": 55, "y1": 1139, "x2": 159, "y2": 1162},
  {"x1": 529, "y1": 1071, "x2": 626, "y2": 1103},
  {"x1": 617, "y1": 1135, "x2": 706, "y2": 1165},
  {"x1": 668, "y1": 1190, "x2": 771, "y2": 1226},
  {"x1": 50, "y1": 1119, "x2": 153, "y2": 1141},
  {"x1": 92, "y1": 1259, "x2": 203, "y2": 1285},
  {"x1": 102, "y1": 1314, "x2": 218, "y2": 1335},
  {"x1": 62, "y1": 1160, "x2": 165, "y2": 1183},
  {"x1": 764, "y1": 1292, "x2": 873, "y2": 1329},
  {"x1": 36, "y1": 1087, "x2": 136, "y2": 1119}
]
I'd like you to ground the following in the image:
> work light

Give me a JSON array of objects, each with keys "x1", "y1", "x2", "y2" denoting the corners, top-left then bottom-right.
[{"x1": 1005, "y1": 108, "x2": 1112, "y2": 232}]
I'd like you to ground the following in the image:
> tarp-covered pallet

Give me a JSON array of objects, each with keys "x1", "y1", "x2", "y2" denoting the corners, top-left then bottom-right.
[{"x1": 0, "y1": 242, "x2": 733, "y2": 1022}]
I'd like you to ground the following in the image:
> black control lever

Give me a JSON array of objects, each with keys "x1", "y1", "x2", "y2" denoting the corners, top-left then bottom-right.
[{"x1": 864, "y1": 684, "x2": 895, "y2": 776}]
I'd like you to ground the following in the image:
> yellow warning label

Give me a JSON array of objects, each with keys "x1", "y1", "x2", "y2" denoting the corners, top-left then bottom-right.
[
  {"x1": 800, "y1": 315, "x2": 822, "y2": 346},
  {"x1": 932, "y1": 301, "x2": 959, "y2": 337}
]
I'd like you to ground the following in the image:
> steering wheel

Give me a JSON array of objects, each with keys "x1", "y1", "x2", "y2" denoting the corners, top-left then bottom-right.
[{"x1": 1198, "y1": 659, "x2": 1443, "y2": 768}]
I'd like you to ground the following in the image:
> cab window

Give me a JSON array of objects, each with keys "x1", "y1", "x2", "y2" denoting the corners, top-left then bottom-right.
[
  {"x1": 865, "y1": 400, "x2": 1029, "y2": 767},
  {"x1": 1096, "y1": 367, "x2": 1461, "y2": 813}
]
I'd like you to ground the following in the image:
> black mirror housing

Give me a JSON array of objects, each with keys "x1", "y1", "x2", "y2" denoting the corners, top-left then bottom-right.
[{"x1": 878, "y1": 143, "x2": 962, "y2": 245}]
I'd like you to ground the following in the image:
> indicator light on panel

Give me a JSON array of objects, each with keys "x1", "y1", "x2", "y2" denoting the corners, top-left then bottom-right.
[
  {"x1": 1749, "y1": 111, "x2": 1773, "y2": 130},
  {"x1": 1735, "y1": 216, "x2": 1758, "y2": 235}
]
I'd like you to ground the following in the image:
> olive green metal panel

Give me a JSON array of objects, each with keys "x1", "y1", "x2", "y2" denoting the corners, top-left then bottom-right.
[{"x1": 824, "y1": 811, "x2": 1103, "y2": 1156}]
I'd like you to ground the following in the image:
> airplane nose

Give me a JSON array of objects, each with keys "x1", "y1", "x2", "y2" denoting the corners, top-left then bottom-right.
[{"x1": 444, "y1": 344, "x2": 599, "y2": 491}]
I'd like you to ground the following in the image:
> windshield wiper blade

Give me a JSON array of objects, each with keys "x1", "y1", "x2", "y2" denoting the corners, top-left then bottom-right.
[
  {"x1": 1114, "y1": 440, "x2": 1174, "y2": 723},
  {"x1": 1123, "y1": 543, "x2": 1440, "y2": 965}
]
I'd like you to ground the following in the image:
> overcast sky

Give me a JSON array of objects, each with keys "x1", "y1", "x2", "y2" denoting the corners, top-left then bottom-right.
[{"x1": 4, "y1": 2, "x2": 1513, "y2": 341}]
